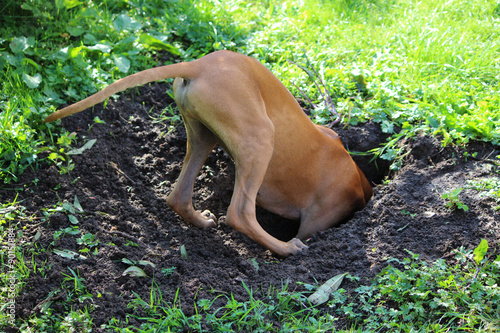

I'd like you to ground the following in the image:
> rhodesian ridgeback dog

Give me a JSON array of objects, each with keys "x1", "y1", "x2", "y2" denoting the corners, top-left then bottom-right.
[{"x1": 44, "y1": 50, "x2": 372, "y2": 257}]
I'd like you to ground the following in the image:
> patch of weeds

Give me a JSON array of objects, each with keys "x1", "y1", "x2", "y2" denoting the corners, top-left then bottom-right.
[
  {"x1": 106, "y1": 281, "x2": 338, "y2": 332},
  {"x1": 123, "y1": 240, "x2": 139, "y2": 247},
  {"x1": 468, "y1": 176, "x2": 500, "y2": 210},
  {"x1": 20, "y1": 299, "x2": 95, "y2": 333},
  {"x1": 76, "y1": 233, "x2": 100, "y2": 255},
  {"x1": 30, "y1": 255, "x2": 52, "y2": 279},
  {"x1": 87, "y1": 116, "x2": 106, "y2": 133},
  {"x1": 0, "y1": 84, "x2": 54, "y2": 184},
  {"x1": 161, "y1": 266, "x2": 176, "y2": 277},
  {"x1": 330, "y1": 241, "x2": 500, "y2": 331},
  {"x1": 18, "y1": 268, "x2": 96, "y2": 332},
  {"x1": 149, "y1": 104, "x2": 182, "y2": 136},
  {"x1": 53, "y1": 226, "x2": 80, "y2": 242},
  {"x1": 57, "y1": 308, "x2": 94, "y2": 333},
  {"x1": 43, "y1": 195, "x2": 85, "y2": 224},
  {"x1": 288, "y1": 57, "x2": 340, "y2": 125},
  {"x1": 441, "y1": 188, "x2": 469, "y2": 211},
  {"x1": 0, "y1": 202, "x2": 31, "y2": 328}
]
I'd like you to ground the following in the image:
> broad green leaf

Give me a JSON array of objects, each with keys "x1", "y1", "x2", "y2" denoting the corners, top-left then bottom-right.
[
  {"x1": 427, "y1": 116, "x2": 440, "y2": 129},
  {"x1": 22, "y1": 57, "x2": 40, "y2": 69},
  {"x1": 10, "y1": 36, "x2": 29, "y2": 54},
  {"x1": 68, "y1": 139, "x2": 97, "y2": 155},
  {"x1": 69, "y1": 46, "x2": 85, "y2": 58},
  {"x1": 5, "y1": 53, "x2": 19, "y2": 67},
  {"x1": 54, "y1": 248, "x2": 87, "y2": 260},
  {"x1": 139, "y1": 34, "x2": 180, "y2": 55},
  {"x1": 63, "y1": 0, "x2": 83, "y2": 9},
  {"x1": 180, "y1": 244, "x2": 189, "y2": 259},
  {"x1": 74, "y1": 195, "x2": 84, "y2": 212},
  {"x1": 138, "y1": 260, "x2": 156, "y2": 268},
  {"x1": 121, "y1": 258, "x2": 135, "y2": 265},
  {"x1": 123, "y1": 266, "x2": 147, "y2": 277},
  {"x1": 113, "y1": 55, "x2": 131, "y2": 73},
  {"x1": 68, "y1": 214, "x2": 79, "y2": 224},
  {"x1": 62, "y1": 202, "x2": 75, "y2": 214},
  {"x1": 55, "y1": 0, "x2": 65, "y2": 10},
  {"x1": 64, "y1": 227, "x2": 80, "y2": 235},
  {"x1": 93, "y1": 116, "x2": 106, "y2": 124},
  {"x1": 114, "y1": 14, "x2": 132, "y2": 32},
  {"x1": 22, "y1": 73, "x2": 42, "y2": 89},
  {"x1": 83, "y1": 33, "x2": 97, "y2": 45},
  {"x1": 54, "y1": 47, "x2": 70, "y2": 61},
  {"x1": 114, "y1": 14, "x2": 142, "y2": 32},
  {"x1": 67, "y1": 26, "x2": 85, "y2": 37},
  {"x1": 308, "y1": 272, "x2": 347, "y2": 305},
  {"x1": 87, "y1": 43, "x2": 112, "y2": 54},
  {"x1": 43, "y1": 84, "x2": 59, "y2": 100},
  {"x1": 473, "y1": 239, "x2": 488, "y2": 265}
]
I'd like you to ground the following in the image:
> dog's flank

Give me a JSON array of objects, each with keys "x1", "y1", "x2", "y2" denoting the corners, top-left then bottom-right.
[{"x1": 44, "y1": 50, "x2": 372, "y2": 257}]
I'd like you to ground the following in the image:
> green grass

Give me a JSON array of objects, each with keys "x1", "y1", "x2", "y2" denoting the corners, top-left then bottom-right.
[
  {"x1": 1, "y1": 0, "x2": 500, "y2": 331},
  {"x1": 0, "y1": 201, "x2": 30, "y2": 328},
  {"x1": 236, "y1": 0, "x2": 500, "y2": 166},
  {"x1": 17, "y1": 240, "x2": 497, "y2": 332},
  {"x1": 106, "y1": 242, "x2": 499, "y2": 332},
  {"x1": 1, "y1": 0, "x2": 499, "y2": 181}
]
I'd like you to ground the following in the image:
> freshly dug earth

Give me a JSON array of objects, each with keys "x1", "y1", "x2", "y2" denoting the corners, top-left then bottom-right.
[{"x1": 3, "y1": 82, "x2": 499, "y2": 331}]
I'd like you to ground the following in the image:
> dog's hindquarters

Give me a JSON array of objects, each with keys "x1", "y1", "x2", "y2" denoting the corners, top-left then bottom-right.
[{"x1": 169, "y1": 62, "x2": 308, "y2": 256}]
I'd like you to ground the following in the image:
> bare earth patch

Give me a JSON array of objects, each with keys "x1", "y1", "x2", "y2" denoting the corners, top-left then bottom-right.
[{"x1": 3, "y1": 82, "x2": 498, "y2": 331}]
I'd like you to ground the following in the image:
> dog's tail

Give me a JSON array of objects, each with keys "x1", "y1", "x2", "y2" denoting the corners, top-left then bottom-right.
[{"x1": 43, "y1": 62, "x2": 197, "y2": 123}]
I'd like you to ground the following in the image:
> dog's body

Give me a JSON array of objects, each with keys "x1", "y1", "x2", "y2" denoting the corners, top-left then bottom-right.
[{"x1": 44, "y1": 50, "x2": 372, "y2": 257}]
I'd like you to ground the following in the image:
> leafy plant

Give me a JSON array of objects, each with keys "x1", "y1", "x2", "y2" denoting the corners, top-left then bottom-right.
[
  {"x1": 121, "y1": 258, "x2": 156, "y2": 277},
  {"x1": 61, "y1": 267, "x2": 87, "y2": 296},
  {"x1": 161, "y1": 266, "x2": 176, "y2": 277},
  {"x1": 76, "y1": 233, "x2": 99, "y2": 254},
  {"x1": 43, "y1": 195, "x2": 84, "y2": 225},
  {"x1": 441, "y1": 188, "x2": 469, "y2": 211},
  {"x1": 329, "y1": 242, "x2": 500, "y2": 331}
]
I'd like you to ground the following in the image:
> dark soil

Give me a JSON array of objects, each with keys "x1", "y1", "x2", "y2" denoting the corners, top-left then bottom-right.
[{"x1": 3, "y1": 82, "x2": 499, "y2": 331}]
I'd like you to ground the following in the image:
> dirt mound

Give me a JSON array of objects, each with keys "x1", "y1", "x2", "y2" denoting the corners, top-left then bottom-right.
[{"x1": 3, "y1": 82, "x2": 499, "y2": 330}]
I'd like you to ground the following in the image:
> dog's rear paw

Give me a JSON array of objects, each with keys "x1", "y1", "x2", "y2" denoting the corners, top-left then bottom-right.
[
  {"x1": 192, "y1": 210, "x2": 217, "y2": 228},
  {"x1": 286, "y1": 238, "x2": 308, "y2": 255}
]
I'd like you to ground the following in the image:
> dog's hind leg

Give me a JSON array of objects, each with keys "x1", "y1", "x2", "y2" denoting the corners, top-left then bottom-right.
[
  {"x1": 223, "y1": 118, "x2": 307, "y2": 257},
  {"x1": 166, "y1": 115, "x2": 218, "y2": 228}
]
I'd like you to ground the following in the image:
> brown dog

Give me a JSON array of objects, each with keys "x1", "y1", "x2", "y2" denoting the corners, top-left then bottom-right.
[{"x1": 44, "y1": 50, "x2": 372, "y2": 257}]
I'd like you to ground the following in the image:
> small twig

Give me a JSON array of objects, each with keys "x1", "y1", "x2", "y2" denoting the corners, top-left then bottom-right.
[
  {"x1": 463, "y1": 253, "x2": 490, "y2": 282},
  {"x1": 470, "y1": 155, "x2": 500, "y2": 167},
  {"x1": 287, "y1": 58, "x2": 340, "y2": 125},
  {"x1": 289, "y1": 80, "x2": 317, "y2": 109},
  {"x1": 32, "y1": 290, "x2": 66, "y2": 314},
  {"x1": 109, "y1": 161, "x2": 135, "y2": 183},
  {"x1": 107, "y1": 229, "x2": 148, "y2": 248}
]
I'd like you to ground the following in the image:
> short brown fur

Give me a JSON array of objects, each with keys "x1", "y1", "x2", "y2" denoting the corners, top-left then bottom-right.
[{"x1": 44, "y1": 50, "x2": 372, "y2": 256}]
